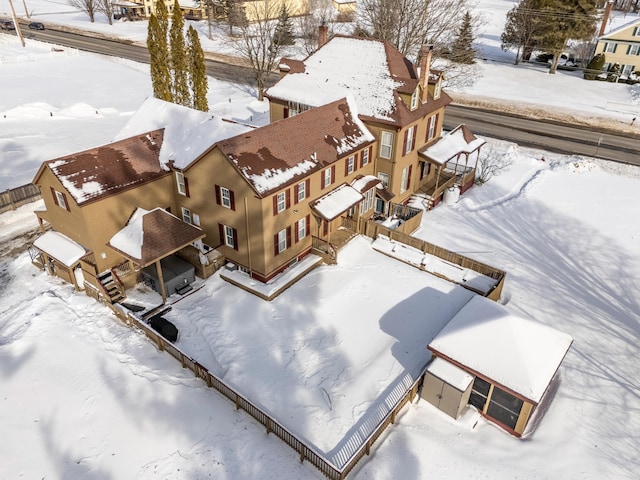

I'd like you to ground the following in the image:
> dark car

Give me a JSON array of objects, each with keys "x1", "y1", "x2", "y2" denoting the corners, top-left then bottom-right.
[
  {"x1": 28, "y1": 21, "x2": 45, "y2": 30},
  {"x1": 1, "y1": 20, "x2": 15, "y2": 30}
]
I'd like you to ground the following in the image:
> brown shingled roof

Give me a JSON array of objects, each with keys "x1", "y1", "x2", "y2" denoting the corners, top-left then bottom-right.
[
  {"x1": 217, "y1": 98, "x2": 374, "y2": 198},
  {"x1": 37, "y1": 130, "x2": 168, "y2": 205}
]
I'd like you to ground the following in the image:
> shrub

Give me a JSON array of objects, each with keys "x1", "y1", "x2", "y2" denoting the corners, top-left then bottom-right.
[{"x1": 584, "y1": 53, "x2": 605, "y2": 80}]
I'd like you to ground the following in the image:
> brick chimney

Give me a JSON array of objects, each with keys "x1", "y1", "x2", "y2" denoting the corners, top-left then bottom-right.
[
  {"x1": 599, "y1": 1, "x2": 614, "y2": 37},
  {"x1": 318, "y1": 23, "x2": 328, "y2": 49},
  {"x1": 419, "y1": 44, "x2": 434, "y2": 103}
]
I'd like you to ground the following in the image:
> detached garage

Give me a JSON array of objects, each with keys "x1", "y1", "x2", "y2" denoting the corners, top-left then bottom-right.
[{"x1": 425, "y1": 295, "x2": 573, "y2": 437}]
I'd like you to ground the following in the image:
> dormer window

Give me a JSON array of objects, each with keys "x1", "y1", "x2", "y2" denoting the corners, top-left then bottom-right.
[
  {"x1": 410, "y1": 89, "x2": 418, "y2": 110},
  {"x1": 434, "y1": 80, "x2": 442, "y2": 100}
]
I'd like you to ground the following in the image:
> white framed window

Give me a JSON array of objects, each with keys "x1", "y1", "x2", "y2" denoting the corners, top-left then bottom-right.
[
  {"x1": 362, "y1": 148, "x2": 370, "y2": 166},
  {"x1": 297, "y1": 216, "x2": 307, "y2": 241},
  {"x1": 633, "y1": 26, "x2": 640, "y2": 37},
  {"x1": 410, "y1": 90, "x2": 418, "y2": 110},
  {"x1": 378, "y1": 172, "x2": 390, "y2": 188},
  {"x1": 628, "y1": 45, "x2": 640, "y2": 56},
  {"x1": 224, "y1": 225, "x2": 235, "y2": 248},
  {"x1": 324, "y1": 168, "x2": 332, "y2": 187},
  {"x1": 604, "y1": 42, "x2": 617, "y2": 53},
  {"x1": 55, "y1": 190, "x2": 67, "y2": 210},
  {"x1": 359, "y1": 188, "x2": 375, "y2": 214},
  {"x1": 220, "y1": 186, "x2": 231, "y2": 208},
  {"x1": 434, "y1": 80, "x2": 442, "y2": 99},
  {"x1": 277, "y1": 192, "x2": 286, "y2": 213},
  {"x1": 622, "y1": 64, "x2": 634, "y2": 76},
  {"x1": 347, "y1": 155, "x2": 355, "y2": 174},
  {"x1": 404, "y1": 126, "x2": 415, "y2": 155},
  {"x1": 277, "y1": 228, "x2": 287, "y2": 253},
  {"x1": 192, "y1": 213, "x2": 200, "y2": 226},
  {"x1": 181, "y1": 207, "x2": 191, "y2": 224},
  {"x1": 400, "y1": 167, "x2": 409, "y2": 194},
  {"x1": 380, "y1": 131, "x2": 393, "y2": 159},
  {"x1": 175, "y1": 171, "x2": 187, "y2": 196},
  {"x1": 427, "y1": 114, "x2": 437, "y2": 140},
  {"x1": 297, "y1": 181, "x2": 306, "y2": 202}
]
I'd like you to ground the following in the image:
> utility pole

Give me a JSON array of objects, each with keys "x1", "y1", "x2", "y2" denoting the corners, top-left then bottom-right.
[
  {"x1": 22, "y1": 0, "x2": 31, "y2": 19},
  {"x1": 8, "y1": 0, "x2": 25, "y2": 47}
]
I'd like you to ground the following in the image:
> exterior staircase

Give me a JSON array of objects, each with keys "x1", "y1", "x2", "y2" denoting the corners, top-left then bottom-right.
[{"x1": 97, "y1": 270, "x2": 125, "y2": 304}]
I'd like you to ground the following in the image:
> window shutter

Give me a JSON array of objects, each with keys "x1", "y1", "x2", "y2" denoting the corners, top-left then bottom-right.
[
  {"x1": 407, "y1": 165, "x2": 412, "y2": 190},
  {"x1": 634, "y1": 27, "x2": 638, "y2": 36},
  {"x1": 402, "y1": 130, "x2": 408, "y2": 156},
  {"x1": 284, "y1": 107, "x2": 289, "y2": 118},
  {"x1": 435, "y1": 114, "x2": 440, "y2": 137},
  {"x1": 218, "y1": 224, "x2": 224, "y2": 246},
  {"x1": 232, "y1": 228, "x2": 238, "y2": 250},
  {"x1": 273, "y1": 195, "x2": 278, "y2": 216},
  {"x1": 230, "y1": 190, "x2": 235, "y2": 211},
  {"x1": 50, "y1": 187, "x2": 58, "y2": 206},
  {"x1": 305, "y1": 179, "x2": 310, "y2": 198},
  {"x1": 294, "y1": 220, "x2": 299, "y2": 243},
  {"x1": 215, "y1": 185, "x2": 221, "y2": 205},
  {"x1": 321, "y1": 172, "x2": 326, "y2": 189},
  {"x1": 294, "y1": 184, "x2": 299, "y2": 204},
  {"x1": 274, "y1": 234, "x2": 279, "y2": 255},
  {"x1": 62, "y1": 193, "x2": 70, "y2": 211},
  {"x1": 425, "y1": 117, "x2": 431, "y2": 141},
  {"x1": 306, "y1": 214, "x2": 310, "y2": 236},
  {"x1": 345, "y1": 158, "x2": 349, "y2": 176},
  {"x1": 628, "y1": 45, "x2": 632, "y2": 54},
  {"x1": 184, "y1": 177, "x2": 190, "y2": 197},
  {"x1": 286, "y1": 190, "x2": 291, "y2": 209},
  {"x1": 359, "y1": 151, "x2": 364, "y2": 168},
  {"x1": 411, "y1": 126, "x2": 417, "y2": 151},
  {"x1": 331, "y1": 165, "x2": 335, "y2": 183},
  {"x1": 613, "y1": 44, "x2": 618, "y2": 53},
  {"x1": 286, "y1": 226, "x2": 291, "y2": 249}
]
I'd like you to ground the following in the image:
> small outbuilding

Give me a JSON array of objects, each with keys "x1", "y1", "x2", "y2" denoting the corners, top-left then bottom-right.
[{"x1": 424, "y1": 295, "x2": 573, "y2": 437}]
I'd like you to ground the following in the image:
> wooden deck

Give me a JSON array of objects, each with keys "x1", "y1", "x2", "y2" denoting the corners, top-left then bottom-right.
[{"x1": 328, "y1": 226, "x2": 358, "y2": 251}]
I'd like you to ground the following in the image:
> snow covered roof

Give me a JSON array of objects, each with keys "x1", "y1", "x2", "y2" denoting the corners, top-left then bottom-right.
[
  {"x1": 350, "y1": 174, "x2": 380, "y2": 193},
  {"x1": 310, "y1": 183, "x2": 363, "y2": 221},
  {"x1": 113, "y1": 97, "x2": 254, "y2": 171},
  {"x1": 109, "y1": 207, "x2": 204, "y2": 266},
  {"x1": 599, "y1": 15, "x2": 640, "y2": 39},
  {"x1": 217, "y1": 98, "x2": 374, "y2": 197},
  {"x1": 429, "y1": 295, "x2": 573, "y2": 404},
  {"x1": 37, "y1": 130, "x2": 168, "y2": 205},
  {"x1": 419, "y1": 124, "x2": 486, "y2": 165},
  {"x1": 266, "y1": 36, "x2": 452, "y2": 126},
  {"x1": 427, "y1": 356, "x2": 473, "y2": 392},
  {"x1": 34, "y1": 231, "x2": 86, "y2": 267}
]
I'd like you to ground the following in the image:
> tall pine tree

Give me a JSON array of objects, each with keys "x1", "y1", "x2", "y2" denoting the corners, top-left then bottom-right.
[
  {"x1": 147, "y1": 1, "x2": 172, "y2": 102},
  {"x1": 273, "y1": 3, "x2": 295, "y2": 46},
  {"x1": 187, "y1": 25, "x2": 209, "y2": 112},
  {"x1": 449, "y1": 11, "x2": 476, "y2": 64},
  {"x1": 170, "y1": 1, "x2": 190, "y2": 106}
]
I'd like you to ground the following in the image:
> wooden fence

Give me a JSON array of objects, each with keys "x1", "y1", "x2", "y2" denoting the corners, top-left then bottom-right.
[
  {"x1": 106, "y1": 304, "x2": 425, "y2": 479},
  {"x1": 0, "y1": 183, "x2": 41, "y2": 214}
]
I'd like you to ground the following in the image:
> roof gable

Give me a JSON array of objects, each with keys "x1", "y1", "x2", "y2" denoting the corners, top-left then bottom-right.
[
  {"x1": 42, "y1": 130, "x2": 168, "y2": 205},
  {"x1": 599, "y1": 16, "x2": 640, "y2": 40},
  {"x1": 217, "y1": 97, "x2": 374, "y2": 197}
]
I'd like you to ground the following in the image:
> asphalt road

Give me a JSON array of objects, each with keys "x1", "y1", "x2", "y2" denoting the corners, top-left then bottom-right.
[{"x1": 7, "y1": 26, "x2": 640, "y2": 165}]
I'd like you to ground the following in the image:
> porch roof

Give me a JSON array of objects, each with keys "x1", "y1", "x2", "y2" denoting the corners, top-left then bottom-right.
[
  {"x1": 429, "y1": 295, "x2": 573, "y2": 404},
  {"x1": 310, "y1": 183, "x2": 363, "y2": 221},
  {"x1": 34, "y1": 231, "x2": 87, "y2": 267},
  {"x1": 419, "y1": 124, "x2": 486, "y2": 165},
  {"x1": 109, "y1": 207, "x2": 205, "y2": 267}
]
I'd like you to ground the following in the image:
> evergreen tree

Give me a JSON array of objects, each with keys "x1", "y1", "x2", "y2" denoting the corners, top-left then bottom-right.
[
  {"x1": 147, "y1": 1, "x2": 172, "y2": 102},
  {"x1": 187, "y1": 25, "x2": 209, "y2": 112},
  {"x1": 170, "y1": 1, "x2": 190, "y2": 106},
  {"x1": 273, "y1": 3, "x2": 295, "y2": 46},
  {"x1": 227, "y1": 0, "x2": 247, "y2": 35},
  {"x1": 584, "y1": 52, "x2": 605, "y2": 80},
  {"x1": 501, "y1": 0, "x2": 547, "y2": 64},
  {"x1": 449, "y1": 11, "x2": 476, "y2": 64}
]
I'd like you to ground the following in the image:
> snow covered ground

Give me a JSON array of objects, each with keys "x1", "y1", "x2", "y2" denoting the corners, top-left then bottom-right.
[{"x1": 1, "y1": 1, "x2": 640, "y2": 479}]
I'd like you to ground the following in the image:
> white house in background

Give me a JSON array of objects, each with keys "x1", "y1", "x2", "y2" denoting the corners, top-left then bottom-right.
[{"x1": 423, "y1": 295, "x2": 573, "y2": 437}]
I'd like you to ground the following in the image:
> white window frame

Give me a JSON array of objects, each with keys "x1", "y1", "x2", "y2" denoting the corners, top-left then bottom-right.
[
  {"x1": 55, "y1": 190, "x2": 67, "y2": 210},
  {"x1": 362, "y1": 148, "x2": 370, "y2": 166},
  {"x1": 277, "y1": 228, "x2": 287, "y2": 253},
  {"x1": 297, "y1": 181, "x2": 306, "y2": 202},
  {"x1": 428, "y1": 114, "x2": 437, "y2": 141},
  {"x1": 277, "y1": 192, "x2": 286, "y2": 213},
  {"x1": 324, "y1": 168, "x2": 332, "y2": 187},
  {"x1": 192, "y1": 213, "x2": 200, "y2": 226},
  {"x1": 181, "y1": 207, "x2": 191, "y2": 224},
  {"x1": 175, "y1": 171, "x2": 186, "y2": 196},
  {"x1": 604, "y1": 42, "x2": 616, "y2": 53},
  {"x1": 224, "y1": 225, "x2": 235, "y2": 248},
  {"x1": 410, "y1": 90, "x2": 418, "y2": 110},
  {"x1": 622, "y1": 64, "x2": 634, "y2": 76},
  {"x1": 378, "y1": 172, "x2": 390, "y2": 188},
  {"x1": 400, "y1": 167, "x2": 409, "y2": 194},
  {"x1": 297, "y1": 217, "x2": 307, "y2": 241},
  {"x1": 633, "y1": 27, "x2": 640, "y2": 37},
  {"x1": 629, "y1": 44, "x2": 640, "y2": 56},
  {"x1": 347, "y1": 155, "x2": 355, "y2": 174},
  {"x1": 220, "y1": 186, "x2": 231, "y2": 208},
  {"x1": 434, "y1": 80, "x2": 441, "y2": 99},
  {"x1": 380, "y1": 131, "x2": 393, "y2": 159},
  {"x1": 359, "y1": 188, "x2": 375, "y2": 215},
  {"x1": 405, "y1": 126, "x2": 414, "y2": 155}
]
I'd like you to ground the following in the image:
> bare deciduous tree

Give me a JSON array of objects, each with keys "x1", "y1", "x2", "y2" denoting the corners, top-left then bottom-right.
[
  {"x1": 68, "y1": 0, "x2": 98, "y2": 23},
  {"x1": 96, "y1": 0, "x2": 114, "y2": 25},
  {"x1": 295, "y1": 0, "x2": 335, "y2": 55},
  {"x1": 475, "y1": 144, "x2": 514, "y2": 185}
]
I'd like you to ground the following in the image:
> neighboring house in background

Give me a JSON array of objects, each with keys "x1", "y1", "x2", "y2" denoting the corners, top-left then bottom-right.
[
  {"x1": 595, "y1": 17, "x2": 640, "y2": 77},
  {"x1": 266, "y1": 35, "x2": 483, "y2": 213}
]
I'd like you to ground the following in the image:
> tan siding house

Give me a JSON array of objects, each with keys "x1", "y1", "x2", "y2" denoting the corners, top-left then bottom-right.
[{"x1": 595, "y1": 18, "x2": 640, "y2": 78}]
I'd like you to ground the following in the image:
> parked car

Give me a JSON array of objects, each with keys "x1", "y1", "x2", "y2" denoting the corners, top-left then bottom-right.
[
  {"x1": 0, "y1": 20, "x2": 15, "y2": 30},
  {"x1": 29, "y1": 21, "x2": 45, "y2": 30}
]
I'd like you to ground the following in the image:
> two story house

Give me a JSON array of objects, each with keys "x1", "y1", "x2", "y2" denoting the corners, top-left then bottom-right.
[{"x1": 595, "y1": 17, "x2": 640, "y2": 78}]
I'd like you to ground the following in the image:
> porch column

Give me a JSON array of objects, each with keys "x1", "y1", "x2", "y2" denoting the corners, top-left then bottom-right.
[{"x1": 155, "y1": 259, "x2": 167, "y2": 303}]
